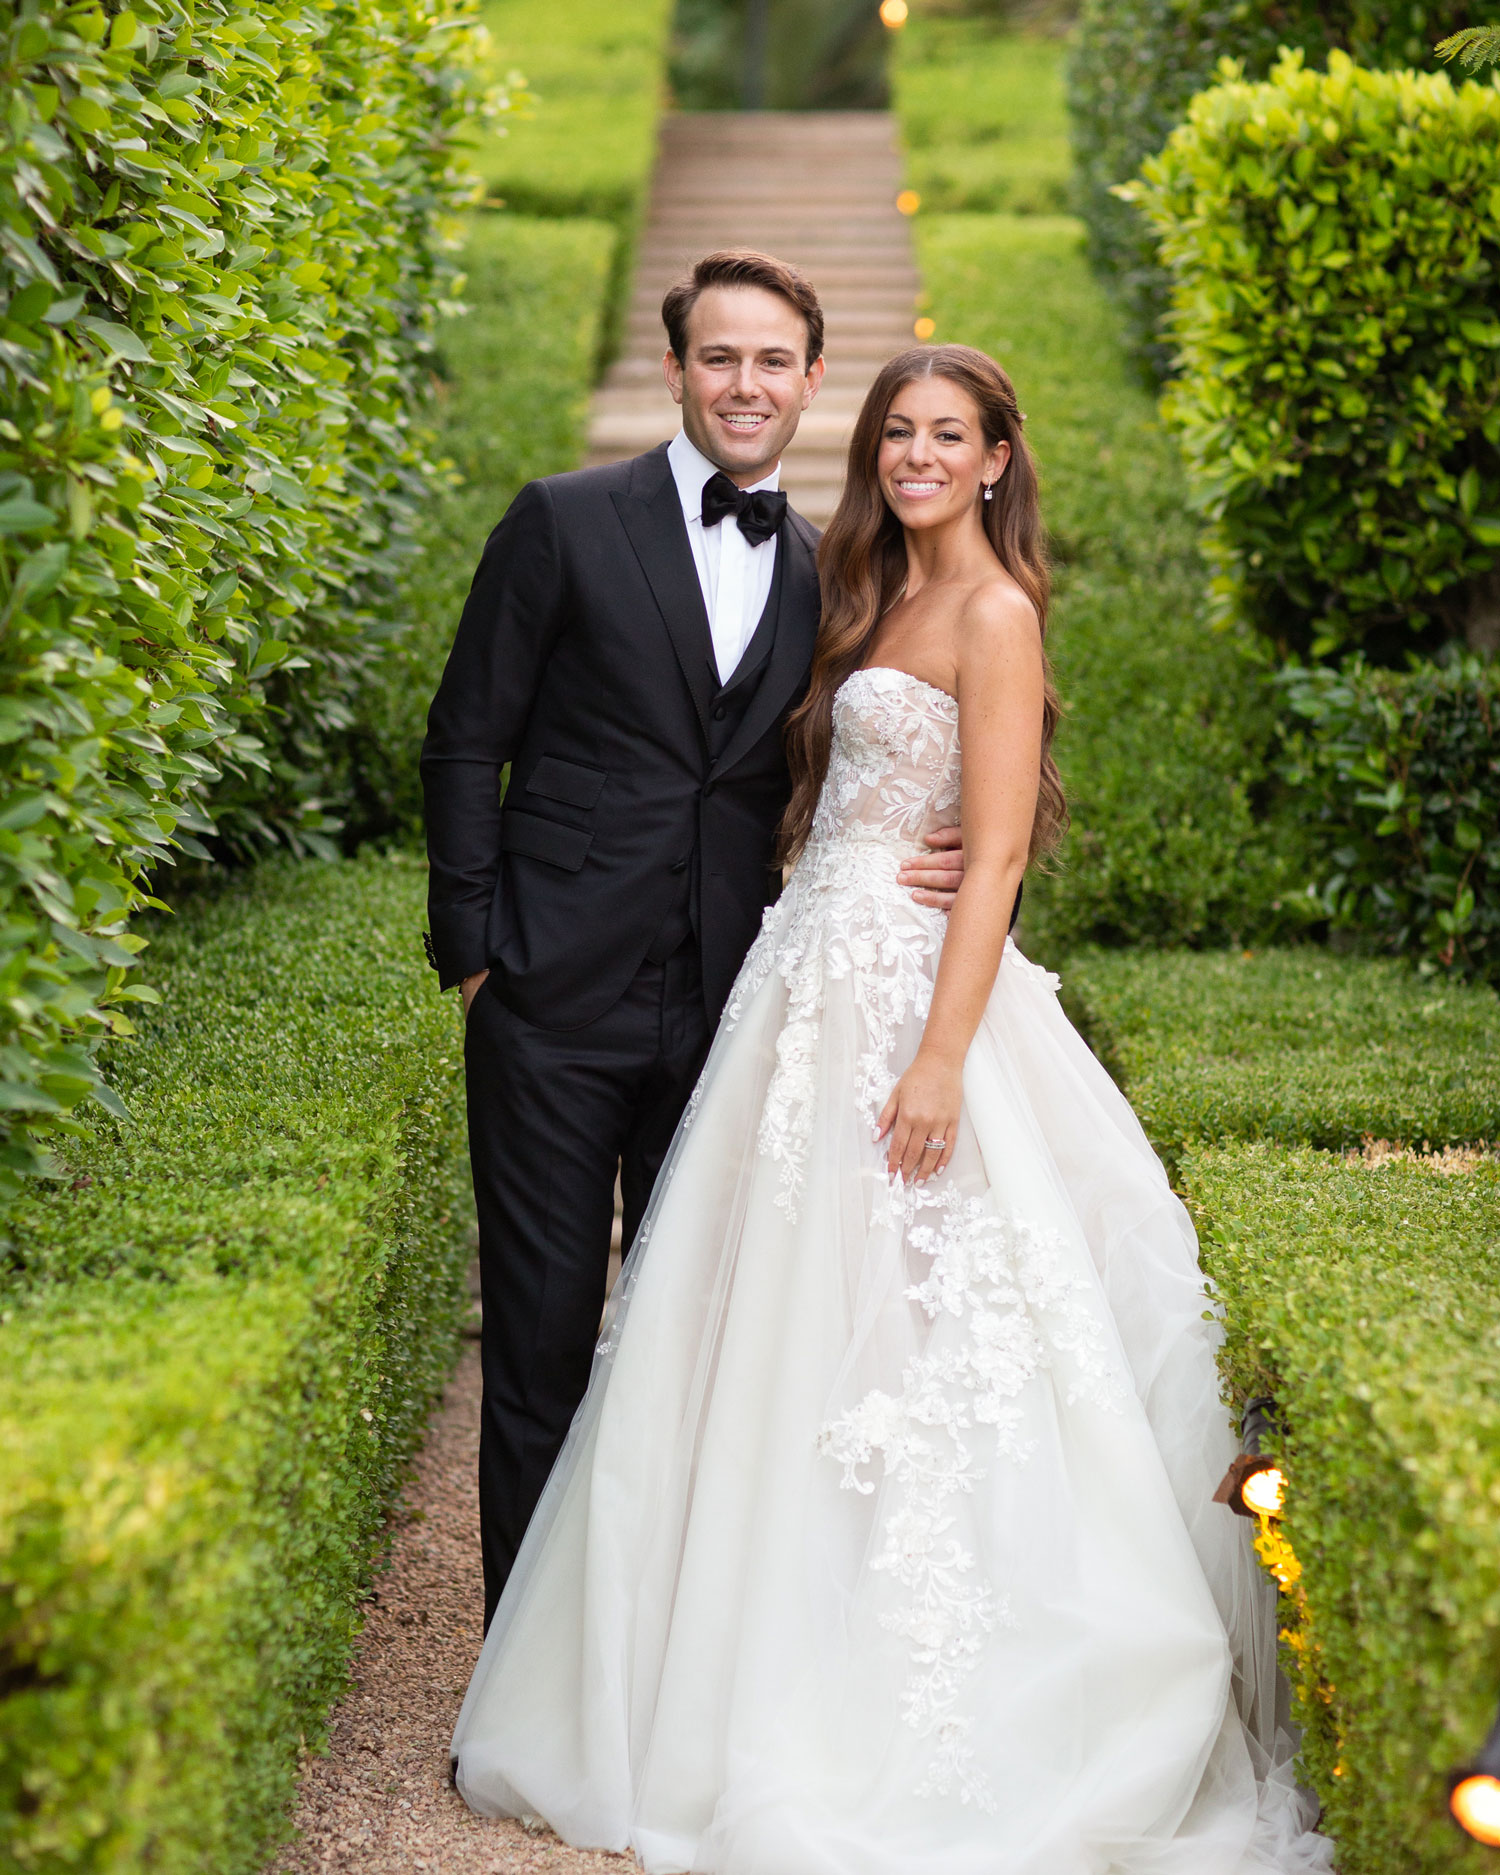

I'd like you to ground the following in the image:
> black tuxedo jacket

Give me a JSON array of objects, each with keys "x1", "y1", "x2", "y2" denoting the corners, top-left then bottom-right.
[{"x1": 421, "y1": 442, "x2": 821, "y2": 1031}]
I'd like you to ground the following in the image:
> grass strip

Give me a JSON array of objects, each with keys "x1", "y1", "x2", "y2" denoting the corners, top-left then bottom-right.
[{"x1": 1062, "y1": 946, "x2": 1500, "y2": 1158}]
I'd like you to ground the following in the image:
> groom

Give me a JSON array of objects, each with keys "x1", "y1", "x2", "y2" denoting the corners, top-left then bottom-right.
[{"x1": 422, "y1": 249, "x2": 964, "y2": 1623}]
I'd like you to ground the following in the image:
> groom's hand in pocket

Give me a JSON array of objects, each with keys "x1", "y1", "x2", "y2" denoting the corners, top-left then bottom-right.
[
  {"x1": 461, "y1": 969, "x2": 490, "y2": 1017},
  {"x1": 898, "y1": 825, "x2": 965, "y2": 909}
]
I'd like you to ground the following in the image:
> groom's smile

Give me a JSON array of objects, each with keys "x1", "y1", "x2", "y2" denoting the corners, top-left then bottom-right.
[{"x1": 663, "y1": 282, "x2": 826, "y2": 487}]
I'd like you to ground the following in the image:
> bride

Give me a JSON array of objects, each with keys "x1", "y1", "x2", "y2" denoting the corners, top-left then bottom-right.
[{"x1": 450, "y1": 344, "x2": 1332, "y2": 1875}]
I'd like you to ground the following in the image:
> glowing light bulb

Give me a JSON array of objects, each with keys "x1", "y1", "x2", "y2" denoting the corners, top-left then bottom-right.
[
  {"x1": 880, "y1": 0, "x2": 909, "y2": 25},
  {"x1": 913, "y1": 317, "x2": 936, "y2": 341},
  {"x1": 896, "y1": 190, "x2": 921, "y2": 216},
  {"x1": 1452, "y1": 1774, "x2": 1500, "y2": 1845},
  {"x1": 1240, "y1": 1463, "x2": 1286, "y2": 1518}
]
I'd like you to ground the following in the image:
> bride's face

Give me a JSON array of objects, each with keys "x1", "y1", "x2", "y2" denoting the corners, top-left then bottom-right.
[{"x1": 876, "y1": 378, "x2": 1009, "y2": 529}]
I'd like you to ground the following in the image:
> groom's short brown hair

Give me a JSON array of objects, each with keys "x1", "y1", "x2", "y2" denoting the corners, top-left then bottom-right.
[{"x1": 662, "y1": 250, "x2": 825, "y2": 371}]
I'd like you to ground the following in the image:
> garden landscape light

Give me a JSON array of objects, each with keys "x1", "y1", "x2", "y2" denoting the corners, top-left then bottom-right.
[
  {"x1": 1213, "y1": 1396, "x2": 1287, "y2": 1520},
  {"x1": 1450, "y1": 1709, "x2": 1500, "y2": 1846},
  {"x1": 880, "y1": 0, "x2": 910, "y2": 26}
]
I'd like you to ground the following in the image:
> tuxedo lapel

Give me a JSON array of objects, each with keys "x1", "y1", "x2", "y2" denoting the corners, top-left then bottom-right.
[
  {"x1": 611, "y1": 446, "x2": 716, "y2": 741},
  {"x1": 711, "y1": 511, "x2": 820, "y2": 778}
]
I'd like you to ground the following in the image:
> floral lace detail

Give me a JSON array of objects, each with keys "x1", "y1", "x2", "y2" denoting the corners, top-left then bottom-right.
[
  {"x1": 718, "y1": 670, "x2": 963, "y2": 1221},
  {"x1": 817, "y1": 1178, "x2": 1126, "y2": 1811}
]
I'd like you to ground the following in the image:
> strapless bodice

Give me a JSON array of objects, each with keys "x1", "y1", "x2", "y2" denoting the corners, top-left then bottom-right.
[{"x1": 805, "y1": 666, "x2": 961, "y2": 856}]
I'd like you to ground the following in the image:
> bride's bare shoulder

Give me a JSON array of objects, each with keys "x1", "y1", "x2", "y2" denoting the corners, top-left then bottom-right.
[{"x1": 954, "y1": 573, "x2": 1041, "y2": 678}]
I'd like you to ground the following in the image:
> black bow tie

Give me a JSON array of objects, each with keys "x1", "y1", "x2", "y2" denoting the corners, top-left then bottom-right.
[{"x1": 700, "y1": 471, "x2": 786, "y2": 546}]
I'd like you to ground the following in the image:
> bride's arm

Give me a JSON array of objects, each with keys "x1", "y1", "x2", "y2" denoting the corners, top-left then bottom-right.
[{"x1": 876, "y1": 583, "x2": 1044, "y2": 1183}]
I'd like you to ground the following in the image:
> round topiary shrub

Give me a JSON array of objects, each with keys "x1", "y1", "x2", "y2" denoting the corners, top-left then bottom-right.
[{"x1": 1067, "y1": 0, "x2": 1500, "y2": 376}]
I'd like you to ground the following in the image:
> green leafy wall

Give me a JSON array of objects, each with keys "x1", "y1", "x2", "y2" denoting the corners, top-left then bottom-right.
[{"x1": 0, "y1": 0, "x2": 488, "y2": 1202}]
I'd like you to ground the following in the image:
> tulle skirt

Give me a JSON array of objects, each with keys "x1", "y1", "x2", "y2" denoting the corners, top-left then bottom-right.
[{"x1": 451, "y1": 929, "x2": 1332, "y2": 1875}]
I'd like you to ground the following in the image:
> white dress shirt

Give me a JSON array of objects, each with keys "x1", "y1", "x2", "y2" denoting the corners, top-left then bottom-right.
[{"x1": 667, "y1": 429, "x2": 780, "y2": 685}]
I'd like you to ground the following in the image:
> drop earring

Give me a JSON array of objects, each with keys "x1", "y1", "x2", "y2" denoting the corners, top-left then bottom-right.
[{"x1": 982, "y1": 482, "x2": 994, "y2": 502}]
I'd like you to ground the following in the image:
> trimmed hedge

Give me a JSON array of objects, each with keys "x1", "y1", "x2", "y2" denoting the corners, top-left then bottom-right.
[
  {"x1": 1131, "y1": 55, "x2": 1500, "y2": 662},
  {"x1": 1063, "y1": 945, "x2": 1500, "y2": 1157},
  {"x1": 0, "y1": 854, "x2": 471, "y2": 1873},
  {"x1": 894, "y1": 16, "x2": 1071, "y2": 216},
  {"x1": 1066, "y1": 0, "x2": 1499, "y2": 376},
  {"x1": 1073, "y1": 942, "x2": 1500, "y2": 1870},
  {"x1": 1278, "y1": 655, "x2": 1500, "y2": 981},
  {"x1": 0, "y1": 0, "x2": 488, "y2": 1203},
  {"x1": 1186, "y1": 1143, "x2": 1500, "y2": 1875},
  {"x1": 469, "y1": 0, "x2": 672, "y2": 220}
]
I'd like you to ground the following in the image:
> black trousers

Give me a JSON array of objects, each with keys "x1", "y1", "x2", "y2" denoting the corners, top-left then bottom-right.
[{"x1": 464, "y1": 941, "x2": 713, "y2": 1627}]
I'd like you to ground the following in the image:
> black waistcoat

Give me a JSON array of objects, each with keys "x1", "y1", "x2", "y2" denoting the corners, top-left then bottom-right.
[{"x1": 645, "y1": 539, "x2": 788, "y2": 962}]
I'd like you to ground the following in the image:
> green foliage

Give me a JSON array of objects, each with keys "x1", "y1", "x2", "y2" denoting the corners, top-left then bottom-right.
[
  {"x1": 1132, "y1": 55, "x2": 1500, "y2": 661},
  {"x1": 471, "y1": 0, "x2": 673, "y2": 218},
  {"x1": 1066, "y1": 0, "x2": 1500, "y2": 377},
  {"x1": 1063, "y1": 944, "x2": 1500, "y2": 1159},
  {"x1": 1080, "y1": 944, "x2": 1500, "y2": 1869},
  {"x1": 0, "y1": 0, "x2": 488, "y2": 1204},
  {"x1": 1187, "y1": 1142, "x2": 1500, "y2": 1875},
  {"x1": 914, "y1": 206, "x2": 1308, "y2": 956},
  {"x1": 1438, "y1": 23, "x2": 1500, "y2": 68},
  {"x1": 0, "y1": 853, "x2": 472, "y2": 1874},
  {"x1": 893, "y1": 15, "x2": 1072, "y2": 215},
  {"x1": 1278, "y1": 656, "x2": 1500, "y2": 979},
  {"x1": 343, "y1": 213, "x2": 614, "y2": 844},
  {"x1": 670, "y1": 0, "x2": 889, "y2": 111}
]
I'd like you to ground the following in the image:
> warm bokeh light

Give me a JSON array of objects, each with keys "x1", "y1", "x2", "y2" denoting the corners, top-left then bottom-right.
[
  {"x1": 880, "y1": 0, "x2": 909, "y2": 25},
  {"x1": 1240, "y1": 1463, "x2": 1286, "y2": 1518},
  {"x1": 1451, "y1": 1774, "x2": 1500, "y2": 1845},
  {"x1": 896, "y1": 190, "x2": 921, "y2": 216},
  {"x1": 914, "y1": 317, "x2": 936, "y2": 341}
]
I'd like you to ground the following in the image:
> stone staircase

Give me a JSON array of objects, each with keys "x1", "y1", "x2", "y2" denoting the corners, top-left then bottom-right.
[{"x1": 586, "y1": 111, "x2": 922, "y2": 526}]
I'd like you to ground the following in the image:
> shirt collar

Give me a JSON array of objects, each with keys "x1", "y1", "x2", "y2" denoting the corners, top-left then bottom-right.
[{"x1": 668, "y1": 428, "x2": 781, "y2": 524}]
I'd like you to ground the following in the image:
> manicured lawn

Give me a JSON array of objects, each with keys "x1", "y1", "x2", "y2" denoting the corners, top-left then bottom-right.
[{"x1": 467, "y1": 0, "x2": 673, "y2": 218}]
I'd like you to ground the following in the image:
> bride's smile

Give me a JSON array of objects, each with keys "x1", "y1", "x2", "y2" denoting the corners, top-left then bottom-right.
[{"x1": 878, "y1": 375, "x2": 1009, "y2": 527}]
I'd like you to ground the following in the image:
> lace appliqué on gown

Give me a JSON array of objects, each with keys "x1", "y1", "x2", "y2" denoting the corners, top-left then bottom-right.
[
  {"x1": 819, "y1": 1176, "x2": 1126, "y2": 1811},
  {"x1": 721, "y1": 671, "x2": 961, "y2": 1221}
]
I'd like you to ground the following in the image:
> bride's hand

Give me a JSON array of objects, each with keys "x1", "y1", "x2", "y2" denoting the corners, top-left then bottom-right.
[{"x1": 875, "y1": 1052, "x2": 960, "y2": 1183}]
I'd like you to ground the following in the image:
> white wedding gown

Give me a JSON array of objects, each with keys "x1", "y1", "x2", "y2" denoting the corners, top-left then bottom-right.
[{"x1": 452, "y1": 666, "x2": 1333, "y2": 1875}]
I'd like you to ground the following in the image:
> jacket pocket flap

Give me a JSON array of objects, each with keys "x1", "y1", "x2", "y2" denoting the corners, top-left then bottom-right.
[
  {"x1": 526, "y1": 755, "x2": 607, "y2": 811},
  {"x1": 501, "y1": 811, "x2": 594, "y2": 873}
]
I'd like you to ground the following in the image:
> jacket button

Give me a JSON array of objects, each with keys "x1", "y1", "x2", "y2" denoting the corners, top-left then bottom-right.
[
  {"x1": 713, "y1": 704, "x2": 727, "y2": 721},
  {"x1": 702, "y1": 780, "x2": 716, "y2": 799}
]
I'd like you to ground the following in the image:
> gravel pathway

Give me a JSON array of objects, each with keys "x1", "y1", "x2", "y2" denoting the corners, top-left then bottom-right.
[{"x1": 271, "y1": 1330, "x2": 628, "y2": 1875}]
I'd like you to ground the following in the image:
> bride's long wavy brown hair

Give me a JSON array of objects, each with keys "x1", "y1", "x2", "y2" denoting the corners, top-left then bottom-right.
[{"x1": 778, "y1": 344, "x2": 1066, "y2": 868}]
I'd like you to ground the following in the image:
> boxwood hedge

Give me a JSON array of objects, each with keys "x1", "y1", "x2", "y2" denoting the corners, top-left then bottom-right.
[
  {"x1": 1074, "y1": 941, "x2": 1500, "y2": 1870},
  {"x1": 1278, "y1": 655, "x2": 1500, "y2": 982},
  {"x1": 0, "y1": 853, "x2": 472, "y2": 1873},
  {"x1": 1130, "y1": 55, "x2": 1500, "y2": 663},
  {"x1": 1187, "y1": 1144, "x2": 1500, "y2": 1875},
  {"x1": 1067, "y1": 0, "x2": 1500, "y2": 376},
  {"x1": 0, "y1": 0, "x2": 489, "y2": 1205},
  {"x1": 1063, "y1": 945, "x2": 1500, "y2": 1160}
]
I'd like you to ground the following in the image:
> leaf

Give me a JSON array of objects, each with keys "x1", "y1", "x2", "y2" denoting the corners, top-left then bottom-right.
[
  {"x1": 8, "y1": 542, "x2": 70, "y2": 606},
  {"x1": 0, "y1": 494, "x2": 59, "y2": 535},
  {"x1": 7, "y1": 282, "x2": 54, "y2": 326},
  {"x1": 77, "y1": 317, "x2": 153, "y2": 363}
]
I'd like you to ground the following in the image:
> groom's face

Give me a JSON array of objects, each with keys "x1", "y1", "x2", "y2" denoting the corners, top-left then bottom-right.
[{"x1": 664, "y1": 285, "x2": 825, "y2": 488}]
